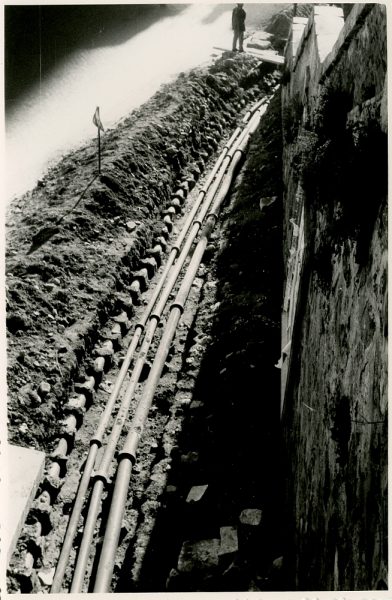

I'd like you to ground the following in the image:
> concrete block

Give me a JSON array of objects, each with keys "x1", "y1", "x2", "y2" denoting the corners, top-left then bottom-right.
[
  {"x1": 186, "y1": 484, "x2": 208, "y2": 503},
  {"x1": 219, "y1": 526, "x2": 239, "y2": 556},
  {"x1": 173, "y1": 187, "x2": 186, "y2": 200},
  {"x1": 197, "y1": 159, "x2": 205, "y2": 173},
  {"x1": 75, "y1": 376, "x2": 96, "y2": 402},
  {"x1": 133, "y1": 268, "x2": 149, "y2": 291},
  {"x1": 239, "y1": 508, "x2": 263, "y2": 526},
  {"x1": 177, "y1": 538, "x2": 220, "y2": 573},
  {"x1": 48, "y1": 461, "x2": 61, "y2": 479},
  {"x1": 140, "y1": 257, "x2": 158, "y2": 278},
  {"x1": 165, "y1": 206, "x2": 177, "y2": 217},
  {"x1": 95, "y1": 340, "x2": 114, "y2": 358},
  {"x1": 66, "y1": 394, "x2": 87, "y2": 410},
  {"x1": 186, "y1": 175, "x2": 196, "y2": 190},
  {"x1": 51, "y1": 438, "x2": 68, "y2": 459},
  {"x1": 163, "y1": 215, "x2": 173, "y2": 231},
  {"x1": 147, "y1": 244, "x2": 163, "y2": 265},
  {"x1": 157, "y1": 236, "x2": 168, "y2": 250},
  {"x1": 178, "y1": 181, "x2": 190, "y2": 195},
  {"x1": 7, "y1": 444, "x2": 45, "y2": 564},
  {"x1": 62, "y1": 414, "x2": 78, "y2": 436},
  {"x1": 189, "y1": 164, "x2": 201, "y2": 179},
  {"x1": 171, "y1": 198, "x2": 182, "y2": 212},
  {"x1": 162, "y1": 225, "x2": 171, "y2": 239},
  {"x1": 110, "y1": 322, "x2": 123, "y2": 339},
  {"x1": 93, "y1": 356, "x2": 106, "y2": 373},
  {"x1": 130, "y1": 279, "x2": 141, "y2": 302},
  {"x1": 113, "y1": 311, "x2": 132, "y2": 332}
]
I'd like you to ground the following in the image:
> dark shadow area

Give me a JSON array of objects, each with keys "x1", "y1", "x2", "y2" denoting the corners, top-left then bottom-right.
[{"x1": 5, "y1": 4, "x2": 187, "y2": 110}]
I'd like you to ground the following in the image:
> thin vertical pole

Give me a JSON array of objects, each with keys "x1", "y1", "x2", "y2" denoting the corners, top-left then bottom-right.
[{"x1": 98, "y1": 127, "x2": 101, "y2": 174}]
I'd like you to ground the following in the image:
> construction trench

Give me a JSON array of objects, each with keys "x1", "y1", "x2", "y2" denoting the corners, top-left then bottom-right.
[
  {"x1": 6, "y1": 3, "x2": 388, "y2": 593},
  {"x1": 6, "y1": 51, "x2": 285, "y2": 593}
]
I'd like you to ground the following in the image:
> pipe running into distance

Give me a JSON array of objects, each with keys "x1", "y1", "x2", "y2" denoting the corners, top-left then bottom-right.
[
  {"x1": 93, "y1": 107, "x2": 265, "y2": 593},
  {"x1": 69, "y1": 109, "x2": 256, "y2": 594},
  {"x1": 51, "y1": 129, "x2": 241, "y2": 593},
  {"x1": 51, "y1": 94, "x2": 270, "y2": 593}
]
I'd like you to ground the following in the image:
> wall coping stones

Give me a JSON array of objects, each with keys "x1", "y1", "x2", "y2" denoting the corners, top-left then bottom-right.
[
  {"x1": 293, "y1": 5, "x2": 344, "y2": 72},
  {"x1": 320, "y1": 3, "x2": 374, "y2": 82}
]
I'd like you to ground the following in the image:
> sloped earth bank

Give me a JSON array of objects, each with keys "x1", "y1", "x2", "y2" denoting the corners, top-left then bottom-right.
[
  {"x1": 6, "y1": 54, "x2": 274, "y2": 450},
  {"x1": 6, "y1": 55, "x2": 283, "y2": 592}
]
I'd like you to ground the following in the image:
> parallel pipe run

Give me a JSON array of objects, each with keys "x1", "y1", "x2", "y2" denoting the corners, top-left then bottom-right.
[
  {"x1": 242, "y1": 97, "x2": 266, "y2": 124},
  {"x1": 53, "y1": 117, "x2": 244, "y2": 594},
  {"x1": 51, "y1": 326, "x2": 144, "y2": 591},
  {"x1": 51, "y1": 95, "x2": 268, "y2": 593},
  {"x1": 69, "y1": 319, "x2": 158, "y2": 592},
  {"x1": 93, "y1": 112, "x2": 262, "y2": 592},
  {"x1": 68, "y1": 116, "x2": 248, "y2": 593}
]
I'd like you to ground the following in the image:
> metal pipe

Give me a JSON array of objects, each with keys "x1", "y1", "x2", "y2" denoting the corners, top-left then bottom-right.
[
  {"x1": 70, "y1": 479, "x2": 105, "y2": 593},
  {"x1": 93, "y1": 230, "x2": 213, "y2": 592},
  {"x1": 50, "y1": 445, "x2": 99, "y2": 592},
  {"x1": 59, "y1": 116, "x2": 244, "y2": 593},
  {"x1": 90, "y1": 459, "x2": 133, "y2": 593},
  {"x1": 242, "y1": 97, "x2": 266, "y2": 123},
  {"x1": 52, "y1": 96, "x2": 266, "y2": 592},
  {"x1": 69, "y1": 319, "x2": 160, "y2": 592},
  {"x1": 50, "y1": 330, "x2": 141, "y2": 593},
  {"x1": 93, "y1": 108, "x2": 263, "y2": 592},
  {"x1": 93, "y1": 307, "x2": 184, "y2": 592},
  {"x1": 69, "y1": 124, "x2": 243, "y2": 591},
  {"x1": 51, "y1": 127, "x2": 243, "y2": 593}
]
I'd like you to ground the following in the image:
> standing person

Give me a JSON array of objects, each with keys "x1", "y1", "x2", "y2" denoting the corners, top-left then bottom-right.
[{"x1": 232, "y1": 3, "x2": 246, "y2": 52}]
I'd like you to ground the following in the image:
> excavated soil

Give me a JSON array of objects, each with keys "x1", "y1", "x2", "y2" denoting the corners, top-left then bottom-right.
[{"x1": 6, "y1": 53, "x2": 274, "y2": 452}]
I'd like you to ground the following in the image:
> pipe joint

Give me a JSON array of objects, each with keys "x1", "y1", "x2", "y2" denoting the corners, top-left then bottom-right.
[
  {"x1": 90, "y1": 436, "x2": 103, "y2": 448},
  {"x1": 120, "y1": 430, "x2": 139, "y2": 461},
  {"x1": 170, "y1": 301, "x2": 185, "y2": 314},
  {"x1": 134, "y1": 321, "x2": 146, "y2": 333},
  {"x1": 117, "y1": 451, "x2": 137, "y2": 466},
  {"x1": 91, "y1": 470, "x2": 110, "y2": 485}
]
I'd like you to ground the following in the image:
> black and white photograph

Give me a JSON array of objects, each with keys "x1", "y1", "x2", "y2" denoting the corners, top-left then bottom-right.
[{"x1": 3, "y1": 1, "x2": 388, "y2": 594}]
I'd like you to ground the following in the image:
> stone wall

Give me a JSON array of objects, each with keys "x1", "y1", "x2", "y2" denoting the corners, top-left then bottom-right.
[{"x1": 280, "y1": 3, "x2": 387, "y2": 590}]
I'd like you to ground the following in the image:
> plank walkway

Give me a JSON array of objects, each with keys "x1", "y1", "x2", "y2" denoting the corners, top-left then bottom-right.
[{"x1": 213, "y1": 46, "x2": 284, "y2": 65}]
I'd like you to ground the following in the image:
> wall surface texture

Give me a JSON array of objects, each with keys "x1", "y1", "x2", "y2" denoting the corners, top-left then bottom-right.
[{"x1": 281, "y1": 4, "x2": 387, "y2": 590}]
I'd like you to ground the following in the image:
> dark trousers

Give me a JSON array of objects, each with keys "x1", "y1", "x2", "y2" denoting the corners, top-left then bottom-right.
[{"x1": 232, "y1": 30, "x2": 244, "y2": 51}]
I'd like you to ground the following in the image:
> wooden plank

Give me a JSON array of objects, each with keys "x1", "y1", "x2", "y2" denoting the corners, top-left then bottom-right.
[{"x1": 213, "y1": 46, "x2": 284, "y2": 65}]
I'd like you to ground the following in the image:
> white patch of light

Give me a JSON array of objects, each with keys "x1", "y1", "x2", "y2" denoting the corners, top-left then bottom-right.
[{"x1": 6, "y1": 4, "x2": 232, "y2": 202}]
